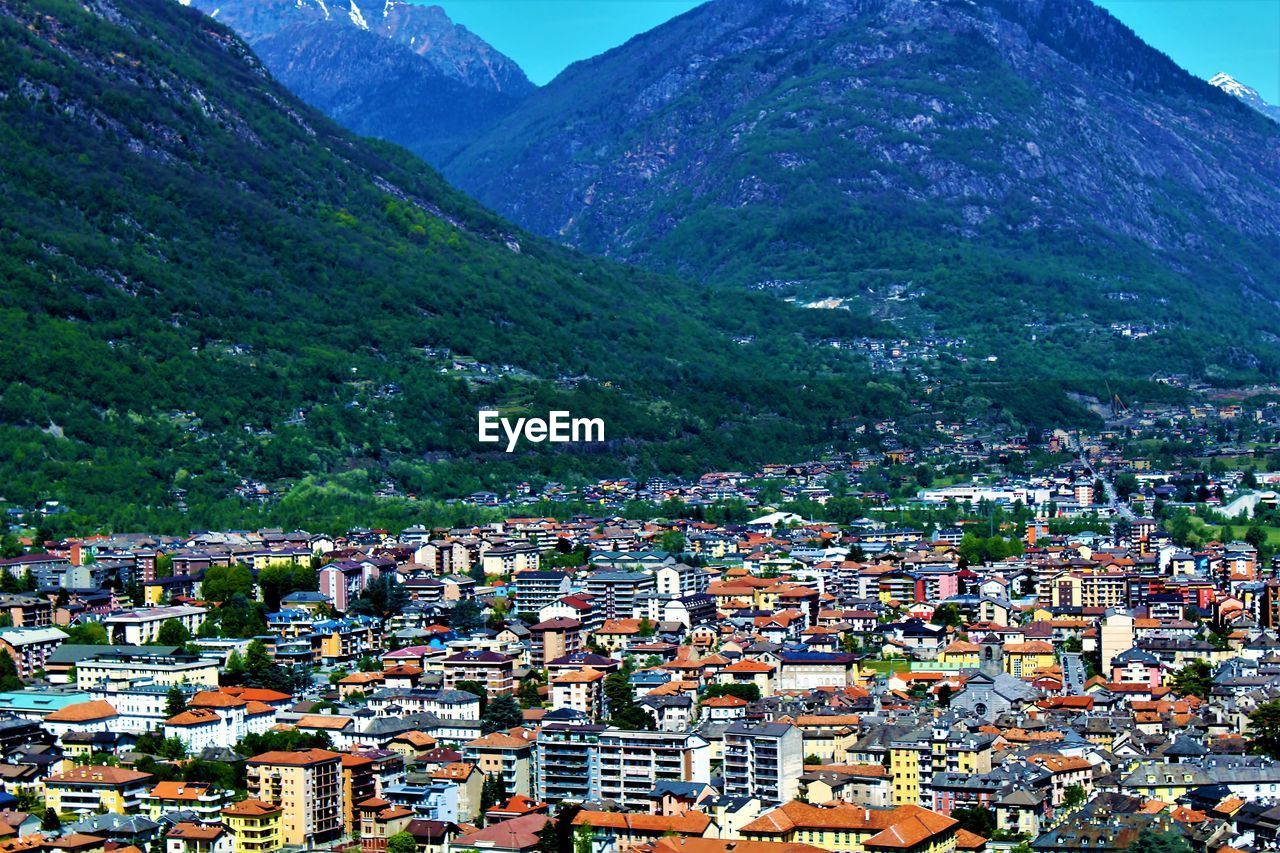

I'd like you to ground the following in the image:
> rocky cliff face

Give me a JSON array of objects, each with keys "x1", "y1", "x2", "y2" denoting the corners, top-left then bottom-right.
[
  {"x1": 185, "y1": 0, "x2": 534, "y2": 164},
  {"x1": 444, "y1": 0, "x2": 1280, "y2": 375}
]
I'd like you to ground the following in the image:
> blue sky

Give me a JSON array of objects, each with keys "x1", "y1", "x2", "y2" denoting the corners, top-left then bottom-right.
[{"x1": 431, "y1": 0, "x2": 1280, "y2": 102}]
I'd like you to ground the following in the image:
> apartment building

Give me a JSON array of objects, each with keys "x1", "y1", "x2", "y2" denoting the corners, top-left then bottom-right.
[
  {"x1": 463, "y1": 731, "x2": 535, "y2": 799},
  {"x1": 103, "y1": 606, "x2": 207, "y2": 645},
  {"x1": 441, "y1": 651, "x2": 515, "y2": 694},
  {"x1": 76, "y1": 652, "x2": 220, "y2": 689},
  {"x1": 596, "y1": 730, "x2": 711, "y2": 811},
  {"x1": 245, "y1": 749, "x2": 344, "y2": 847},
  {"x1": 550, "y1": 669, "x2": 606, "y2": 722},
  {"x1": 480, "y1": 542, "x2": 540, "y2": 576},
  {"x1": 221, "y1": 799, "x2": 283, "y2": 853},
  {"x1": 0, "y1": 626, "x2": 67, "y2": 678},
  {"x1": 722, "y1": 721, "x2": 804, "y2": 805},
  {"x1": 528, "y1": 618, "x2": 583, "y2": 667},
  {"x1": 585, "y1": 571, "x2": 656, "y2": 620},
  {"x1": 44, "y1": 765, "x2": 154, "y2": 815},
  {"x1": 535, "y1": 723, "x2": 604, "y2": 805},
  {"x1": 512, "y1": 571, "x2": 574, "y2": 615}
]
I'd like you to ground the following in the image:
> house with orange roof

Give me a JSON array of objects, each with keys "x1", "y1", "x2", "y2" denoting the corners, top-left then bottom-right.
[
  {"x1": 430, "y1": 764, "x2": 482, "y2": 823},
  {"x1": 549, "y1": 668, "x2": 606, "y2": 721},
  {"x1": 245, "y1": 749, "x2": 344, "y2": 846},
  {"x1": 43, "y1": 766, "x2": 154, "y2": 815},
  {"x1": 357, "y1": 799, "x2": 413, "y2": 853},
  {"x1": 387, "y1": 731, "x2": 438, "y2": 766},
  {"x1": 716, "y1": 659, "x2": 775, "y2": 695},
  {"x1": 462, "y1": 730, "x2": 534, "y2": 799},
  {"x1": 295, "y1": 714, "x2": 357, "y2": 748},
  {"x1": 1001, "y1": 642, "x2": 1056, "y2": 679},
  {"x1": 163, "y1": 708, "x2": 239, "y2": 752},
  {"x1": 743, "y1": 801, "x2": 959, "y2": 853},
  {"x1": 702, "y1": 695, "x2": 749, "y2": 722},
  {"x1": 221, "y1": 799, "x2": 282, "y2": 853},
  {"x1": 649, "y1": 837, "x2": 828, "y2": 853},
  {"x1": 167, "y1": 821, "x2": 232, "y2": 853},
  {"x1": 483, "y1": 795, "x2": 548, "y2": 824},
  {"x1": 338, "y1": 670, "x2": 385, "y2": 699},
  {"x1": 144, "y1": 781, "x2": 229, "y2": 821},
  {"x1": 572, "y1": 810, "x2": 716, "y2": 849},
  {"x1": 937, "y1": 641, "x2": 980, "y2": 670},
  {"x1": 594, "y1": 619, "x2": 644, "y2": 654},
  {"x1": 42, "y1": 701, "x2": 118, "y2": 740}
]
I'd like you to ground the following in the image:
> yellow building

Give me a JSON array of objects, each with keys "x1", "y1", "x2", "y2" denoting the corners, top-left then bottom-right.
[
  {"x1": 43, "y1": 765, "x2": 154, "y2": 815},
  {"x1": 245, "y1": 749, "x2": 344, "y2": 847},
  {"x1": 1002, "y1": 642, "x2": 1056, "y2": 679},
  {"x1": 222, "y1": 798, "x2": 284, "y2": 853},
  {"x1": 743, "y1": 801, "x2": 958, "y2": 853},
  {"x1": 888, "y1": 727, "x2": 992, "y2": 806},
  {"x1": 936, "y1": 641, "x2": 980, "y2": 669}
]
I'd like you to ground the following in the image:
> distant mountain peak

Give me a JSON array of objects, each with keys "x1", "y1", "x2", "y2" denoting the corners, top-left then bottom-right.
[
  {"x1": 1209, "y1": 71, "x2": 1280, "y2": 122},
  {"x1": 1210, "y1": 72, "x2": 1257, "y2": 99},
  {"x1": 186, "y1": 0, "x2": 534, "y2": 164}
]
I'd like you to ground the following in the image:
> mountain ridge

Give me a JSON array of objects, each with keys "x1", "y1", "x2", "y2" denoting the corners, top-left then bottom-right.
[
  {"x1": 184, "y1": 0, "x2": 535, "y2": 164},
  {"x1": 444, "y1": 0, "x2": 1280, "y2": 379}
]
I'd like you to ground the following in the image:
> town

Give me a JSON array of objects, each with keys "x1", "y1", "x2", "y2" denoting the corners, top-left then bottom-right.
[{"x1": 2, "y1": 400, "x2": 1280, "y2": 853}]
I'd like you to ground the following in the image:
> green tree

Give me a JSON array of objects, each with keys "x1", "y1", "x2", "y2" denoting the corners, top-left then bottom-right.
[
  {"x1": 703, "y1": 683, "x2": 761, "y2": 702},
  {"x1": 1170, "y1": 660, "x2": 1213, "y2": 699},
  {"x1": 1063, "y1": 784, "x2": 1087, "y2": 808},
  {"x1": 535, "y1": 820, "x2": 560, "y2": 853},
  {"x1": 951, "y1": 806, "x2": 995, "y2": 838},
  {"x1": 931, "y1": 603, "x2": 964, "y2": 628},
  {"x1": 659, "y1": 530, "x2": 685, "y2": 554},
  {"x1": 224, "y1": 649, "x2": 246, "y2": 683},
  {"x1": 41, "y1": 809, "x2": 59, "y2": 832},
  {"x1": 240, "y1": 639, "x2": 296, "y2": 693},
  {"x1": 451, "y1": 599, "x2": 485, "y2": 634},
  {"x1": 1249, "y1": 699, "x2": 1280, "y2": 758},
  {"x1": 517, "y1": 677, "x2": 543, "y2": 709},
  {"x1": 0, "y1": 653, "x2": 22, "y2": 692},
  {"x1": 200, "y1": 564, "x2": 256, "y2": 604},
  {"x1": 604, "y1": 671, "x2": 655, "y2": 730},
  {"x1": 387, "y1": 831, "x2": 418, "y2": 853},
  {"x1": 1125, "y1": 829, "x2": 1192, "y2": 853},
  {"x1": 478, "y1": 773, "x2": 507, "y2": 825},
  {"x1": 350, "y1": 574, "x2": 409, "y2": 619},
  {"x1": 156, "y1": 618, "x2": 191, "y2": 646},
  {"x1": 456, "y1": 680, "x2": 488, "y2": 714},
  {"x1": 64, "y1": 622, "x2": 108, "y2": 645},
  {"x1": 481, "y1": 694, "x2": 524, "y2": 734},
  {"x1": 259, "y1": 564, "x2": 318, "y2": 612},
  {"x1": 0, "y1": 536, "x2": 21, "y2": 559},
  {"x1": 164, "y1": 684, "x2": 187, "y2": 717}
]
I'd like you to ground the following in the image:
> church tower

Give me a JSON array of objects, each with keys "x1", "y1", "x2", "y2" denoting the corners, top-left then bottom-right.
[{"x1": 979, "y1": 632, "x2": 1004, "y2": 676}]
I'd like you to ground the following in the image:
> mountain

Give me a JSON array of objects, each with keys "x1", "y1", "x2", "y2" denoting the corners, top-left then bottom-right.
[
  {"x1": 1209, "y1": 72, "x2": 1280, "y2": 123},
  {"x1": 183, "y1": 0, "x2": 535, "y2": 164},
  {"x1": 0, "y1": 0, "x2": 894, "y2": 531},
  {"x1": 445, "y1": 0, "x2": 1280, "y2": 380}
]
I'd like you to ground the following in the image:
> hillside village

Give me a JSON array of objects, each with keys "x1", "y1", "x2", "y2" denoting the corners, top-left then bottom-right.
[{"x1": 0, "y1": 405, "x2": 1280, "y2": 853}]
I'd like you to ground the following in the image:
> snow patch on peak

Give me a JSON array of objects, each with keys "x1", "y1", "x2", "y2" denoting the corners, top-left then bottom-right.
[
  {"x1": 349, "y1": 0, "x2": 369, "y2": 29},
  {"x1": 1209, "y1": 72, "x2": 1257, "y2": 100}
]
